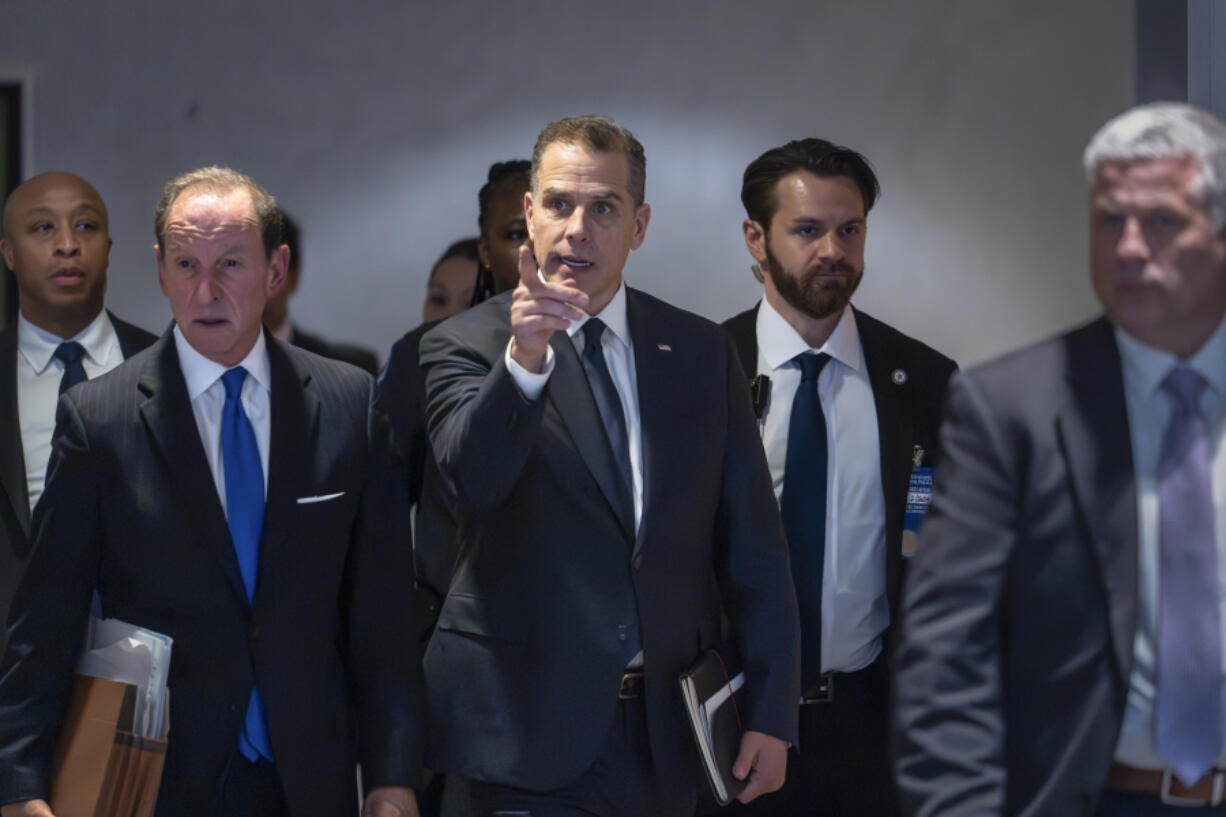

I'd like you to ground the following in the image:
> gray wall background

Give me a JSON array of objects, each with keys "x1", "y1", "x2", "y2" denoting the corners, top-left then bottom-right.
[{"x1": 0, "y1": 0, "x2": 1134, "y2": 367}]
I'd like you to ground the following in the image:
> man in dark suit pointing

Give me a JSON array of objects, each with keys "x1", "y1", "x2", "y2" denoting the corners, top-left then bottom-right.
[
  {"x1": 894, "y1": 102, "x2": 1226, "y2": 815},
  {"x1": 0, "y1": 172, "x2": 155, "y2": 649},
  {"x1": 420, "y1": 116, "x2": 800, "y2": 816},
  {"x1": 0, "y1": 166, "x2": 424, "y2": 817},
  {"x1": 721, "y1": 139, "x2": 955, "y2": 816}
]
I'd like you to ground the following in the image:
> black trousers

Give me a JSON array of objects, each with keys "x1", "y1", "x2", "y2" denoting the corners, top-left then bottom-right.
[
  {"x1": 454, "y1": 697, "x2": 693, "y2": 817},
  {"x1": 217, "y1": 753, "x2": 291, "y2": 817},
  {"x1": 721, "y1": 654, "x2": 896, "y2": 817}
]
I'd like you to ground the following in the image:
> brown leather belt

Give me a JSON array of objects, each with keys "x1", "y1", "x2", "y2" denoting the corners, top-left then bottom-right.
[
  {"x1": 618, "y1": 671, "x2": 644, "y2": 699},
  {"x1": 1107, "y1": 763, "x2": 1226, "y2": 807}
]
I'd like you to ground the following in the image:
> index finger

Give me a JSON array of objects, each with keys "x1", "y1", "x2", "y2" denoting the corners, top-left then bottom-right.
[{"x1": 518, "y1": 244, "x2": 545, "y2": 292}]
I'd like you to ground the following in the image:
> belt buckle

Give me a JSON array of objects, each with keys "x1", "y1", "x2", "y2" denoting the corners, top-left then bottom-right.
[
  {"x1": 618, "y1": 671, "x2": 643, "y2": 700},
  {"x1": 1160, "y1": 768, "x2": 1226, "y2": 807},
  {"x1": 800, "y1": 672, "x2": 834, "y2": 705}
]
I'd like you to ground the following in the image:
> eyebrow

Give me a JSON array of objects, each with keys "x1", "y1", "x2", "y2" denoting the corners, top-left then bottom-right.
[
  {"x1": 23, "y1": 202, "x2": 103, "y2": 219},
  {"x1": 791, "y1": 216, "x2": 865, "y2": 226},
  {"x1": 542, "y1": 186, "x2": 625, "y2": 204}
]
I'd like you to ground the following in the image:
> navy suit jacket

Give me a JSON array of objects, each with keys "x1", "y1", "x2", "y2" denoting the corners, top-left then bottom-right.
[
  {"x1": 419, "y1": 288, "x2": 801, "y2": 796},
  {"x1": 0, "y1": 312, "x2": 155, "y2": 647},
  {"x1": 290, "y1": 325, "x2": 380, "y2": 376},
  {"x1": 0, "y1": 329, "x2": 425, "y2": 816},
  {"x1": 893, "y1": 317, "x2": 1139, "y2": 816}
]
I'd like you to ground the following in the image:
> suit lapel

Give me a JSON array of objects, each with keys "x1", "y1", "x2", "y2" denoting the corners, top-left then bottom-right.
[
  {"x1": 138, "y1": 334, "x2": 251, "y2": 611},
  {"x1": 1055, "y1": 318, "x2": 1138, "y2": 685},
  {"x1": 628, "y1": 290, "x2": 676, "y2": 555},
  {"x1": 547, "y1": 330, "x2": 635, "y2": 541},
  {"x1": 256, "y1": 338, "x2": 318, "y2": 602},
  {"x1": 0, "y1": 325, "x2": 30, "y2": 537},
  {"x1": 855, "y1": 310, "x2": 913, "y2": 607}
]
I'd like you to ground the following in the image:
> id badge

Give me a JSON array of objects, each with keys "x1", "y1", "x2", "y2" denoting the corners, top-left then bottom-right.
[{"x1": 901, "y1": 445, "x2": 934, "y2": 558}]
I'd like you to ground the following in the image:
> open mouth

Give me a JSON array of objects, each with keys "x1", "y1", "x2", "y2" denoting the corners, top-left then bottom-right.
[{"x1": 560, "y1": 256, "x2": 591, "y2": 269}]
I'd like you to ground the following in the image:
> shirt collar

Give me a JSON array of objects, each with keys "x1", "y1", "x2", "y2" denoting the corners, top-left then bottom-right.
[
  {"x1": 567, "y1": 283, "x2": 631, "y2": 348},
  {"x1": 1115, "y1": 312, "x2": 1226, "y2": 399},
  {"x1": 756, "y1": 298, "x2": 861, "y2": 373},
  {"x1": 173, "y1": 324, "x2": 272, "y2": 401},
  {"x1": 17, "y1": 309, "x2": 118, "y2": 375}
]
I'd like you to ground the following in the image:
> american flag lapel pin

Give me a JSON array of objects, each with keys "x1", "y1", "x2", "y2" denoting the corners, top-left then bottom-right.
[{"x1": 657, "y1": 343, "x2": 672, "y2": 351}]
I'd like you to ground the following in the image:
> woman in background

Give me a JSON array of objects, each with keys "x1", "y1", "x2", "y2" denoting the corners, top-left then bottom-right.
[{"x1": 469, "y1": 159, "x2": 531, "y2": 305}]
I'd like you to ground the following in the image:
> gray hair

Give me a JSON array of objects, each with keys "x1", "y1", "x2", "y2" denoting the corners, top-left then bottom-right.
[
  {"x1": 1083, "y1": 101, "x2": 1226, "y2": 227},
  {"x1": 154, "y1": 165, "x2": 282, "y2": 255}
]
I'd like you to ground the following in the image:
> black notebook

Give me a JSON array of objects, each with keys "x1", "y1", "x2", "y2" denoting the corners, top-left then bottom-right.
[{"x1": 679, "y1": 646, "x2": 746, "y2": 805}]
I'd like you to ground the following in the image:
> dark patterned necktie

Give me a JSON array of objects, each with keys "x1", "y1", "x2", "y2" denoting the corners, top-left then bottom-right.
[{"x1": 54, "y1": 341, "x2": 87, "y2": 395}]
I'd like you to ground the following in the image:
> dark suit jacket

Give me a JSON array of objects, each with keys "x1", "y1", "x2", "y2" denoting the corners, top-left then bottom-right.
[
  {"x1": 0, "y1": 330, "x2": 424, "y2": 817},
  {"x1": 291, "y1": 325, "x2": 380, "y2": 376},
  {"x1": 0, "y1": 312, "x2": 155, "y2": 648},
  {"x1": 373, "y1": 321, "x2": 455, "y2": 638},
  {"x1": 419, "y1": 288, "x2": 801, "y2": 797},
  {"x1": 722, "y1": 304, "x2": 957, "y2": 623},
  {"x1": 893, "y1": 317, "x2": 1137, "y2": 816}
]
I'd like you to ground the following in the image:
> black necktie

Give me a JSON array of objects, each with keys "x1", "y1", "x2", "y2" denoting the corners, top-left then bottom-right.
[
  {"x1": 780, "y1": 352, "x2": 830, "y2": 690},
  {"x1": 54, "y1": 341, "x2": 88, "y2": 395},
  {"x1": 580, "y1": 319, "x2": 634, "y2": 527}
]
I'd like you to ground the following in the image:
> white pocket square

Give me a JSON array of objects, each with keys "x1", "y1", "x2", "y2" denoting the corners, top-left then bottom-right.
[{"x1": 296, "y1": 492, "x2": 345, "y2": 504}]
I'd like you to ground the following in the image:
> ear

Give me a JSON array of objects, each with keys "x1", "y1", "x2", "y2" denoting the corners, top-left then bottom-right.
[
  {"x1": 0, "y1": 238, "x2": 13, "y2": 272},
  {"x1": 477, "y1": 236, "x2": 491, "y2": 269},
  {"x1": 524, "y1": 191, "x2": 536, "y2": 241},
  {"x1": 629, "y1": 203, "x2": 651, "y2": 250},
  {"x1": 743, "y1": 218, "x2": 769, "y2": 265},
  {"x1": 154, "y1": 243, "x2": 170, "y2": 296},
  {"x1": 266, "y1": 244, "x2": 290, "y2": 297}
]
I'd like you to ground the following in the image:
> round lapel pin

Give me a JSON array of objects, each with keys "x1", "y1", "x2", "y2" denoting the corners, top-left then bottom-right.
[{"x1": 892, "y1": 368, "x2": 908, "y2": 385}]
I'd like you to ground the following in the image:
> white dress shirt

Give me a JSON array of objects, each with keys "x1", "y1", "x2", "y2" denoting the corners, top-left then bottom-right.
[
  {"x1": 1114, "y1": 315, "x2": 1226, "y2": 769},
  {"x1": 173, "y1": 326, "x2": 272, "y2": 513},
  {"x1": 17, "y1": 310, "x2": 124, "y2": 511},
  {"x1": 505, "y1": 283, "x2": 644, "y2": 532},
  {"x1": 755, "y1": 299, "x2": 888, "y2": 674}
]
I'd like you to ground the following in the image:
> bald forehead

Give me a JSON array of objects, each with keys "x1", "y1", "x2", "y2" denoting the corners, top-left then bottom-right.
[
  {"x1": 3, "y1": 172, "x2": 108, "y2": 237},
  {"x1": 162, "y1": 186, "x2": 261, "y2": 248}
]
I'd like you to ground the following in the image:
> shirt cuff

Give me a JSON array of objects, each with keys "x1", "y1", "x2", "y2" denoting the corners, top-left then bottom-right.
[{"x1": 504, "y1": 340, "x2": 555, "y2": 400}]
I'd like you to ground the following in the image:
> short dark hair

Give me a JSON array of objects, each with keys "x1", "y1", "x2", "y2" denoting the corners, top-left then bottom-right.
[
  {"x1": 429, "y1": 237, "x2": 480, "y2": 283},
  {"x1": 741, "y1": 138, "x2": 880, "y2": 228},
  {"x1": 531, "y1": 116, "x2": 646, "y2": 206},
  {"x1": 154, "y1": 166, "x2": 283, "y2": 256},
  {"x1": 279, "y1": 209, "x2": 301, "y2": 270},
  {"x1": 478, "y1": 160, "x2": 531, "y2": 236}
]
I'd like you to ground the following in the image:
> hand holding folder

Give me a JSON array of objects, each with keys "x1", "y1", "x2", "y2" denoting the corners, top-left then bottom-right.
[{"x1": 41, "y1": 618, "x2": 172, "y2": 817}]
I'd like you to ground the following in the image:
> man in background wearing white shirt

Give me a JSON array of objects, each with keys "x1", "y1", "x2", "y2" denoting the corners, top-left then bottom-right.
[
  {"x1": 722, "y1": 138, "x2": 956, "y2": 816},
  {"x1": 0, "y1": 171, "x2": 154, "y2": 649}
]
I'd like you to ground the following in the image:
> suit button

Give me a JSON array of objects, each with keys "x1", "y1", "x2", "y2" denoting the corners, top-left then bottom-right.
[
  {"x1": 230, "y1": 703, "x2": 240, "y2": 713},
  {"x1": 617, "y1": 624, "x2": 628, "y2": 641},
  {"x1": 632, "y1": 554, "x2": 643, "y2": 571},
  {"x1": 249, "y1": 624, "x2": 260, "y2": 643}
]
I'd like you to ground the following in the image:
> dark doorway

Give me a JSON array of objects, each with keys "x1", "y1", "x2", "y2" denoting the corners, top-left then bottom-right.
[{"x1": 0, "y1": 82, "x2": 21, "y2": 328}]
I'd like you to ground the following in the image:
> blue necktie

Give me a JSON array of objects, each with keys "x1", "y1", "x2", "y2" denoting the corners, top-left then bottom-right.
[
  {"x1": 581, "y1": 319, "x2": 635, "y2": 528},
  {"x1": 1155, "y1": 366, "x2": 1220, "y2": 785},
  {"x1": 780, "y1": 352, "x2": 830, "y2": 691},
  {"x1": 220, "y1": 367, "x2": 274, "y2": 763},
  {"x1": 54, "y1": 341, "x2": 87, "y2": 395}
]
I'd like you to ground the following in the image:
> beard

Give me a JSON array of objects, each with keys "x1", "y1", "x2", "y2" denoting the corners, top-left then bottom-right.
[{"x1": 763, "y1": 245, "x2": 863, "y2": 321}]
